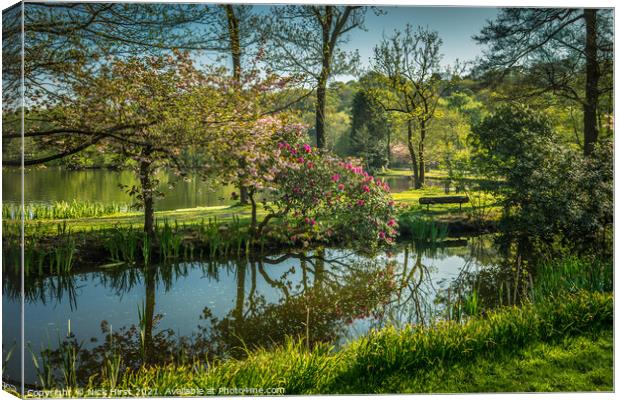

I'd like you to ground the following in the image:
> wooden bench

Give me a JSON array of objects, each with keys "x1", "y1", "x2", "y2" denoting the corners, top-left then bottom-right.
[{"x1": 419, "y1": 196, "x2": 469, "y2": 211}]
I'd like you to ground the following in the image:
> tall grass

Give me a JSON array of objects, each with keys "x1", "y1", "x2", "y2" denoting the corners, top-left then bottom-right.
[
  {"x1": 66, "y1": 290, "x2": 610, "y2": 395},
  {"x1": 398, "y1": 213, "x2": 448, "y2": 244},
  {"x1": 3, "y1": 200, "x2": 130, "y2": 221},
  {"x1": 531, "y1": 257, "x2": 612, "y2": 302}
]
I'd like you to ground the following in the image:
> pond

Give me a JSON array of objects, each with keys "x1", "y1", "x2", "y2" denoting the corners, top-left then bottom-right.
[
  {"x1": 2, "y1": 168, "x2": 450, "y2": 211},
  {"x1": 3, "y1": 237, "x2": 503, "y2": 386}
]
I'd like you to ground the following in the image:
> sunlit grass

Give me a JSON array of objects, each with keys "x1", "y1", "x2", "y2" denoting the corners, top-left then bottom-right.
[
  {"x1": 390, "y1": 330, "x2": 613, "y2": 393},
  {"x1": 29, "y1": 289, "x2": 612, "y2": 396}
]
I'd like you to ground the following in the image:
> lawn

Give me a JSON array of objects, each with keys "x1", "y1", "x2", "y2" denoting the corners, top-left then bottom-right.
[
  {"x1": 6, "y1": 186, "x2": 501, "y2": 236},
  {"x1": 387, "y1": 330, "x2": 613, "y2": 393}
]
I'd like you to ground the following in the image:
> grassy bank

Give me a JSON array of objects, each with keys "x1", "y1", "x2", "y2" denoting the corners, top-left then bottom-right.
[
  {"x1": 30, "y1": 289, "x2": 611, "y2": 397},
  {"x1": 5, "y1": 185, "x2": 499, "y2": 236},
  {"x1": 388, "y1": 329, "x2": 612, "y2": 393}
]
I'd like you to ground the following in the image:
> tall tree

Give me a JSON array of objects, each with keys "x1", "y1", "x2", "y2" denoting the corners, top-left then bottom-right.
[
  {"x1": 266, "y1": 6, "x2": 367, "y2": 148},
  {"x1": 349, "y1": 90, "x2": 390, "y2": 172},
  {"x1": 2, "y1": 3, "x2": 220, "y2": 171},
  {"x1": 474, "y1": 8, "x2": 614, "y2": 156},
  {"x1": 372, "y1": 25, "x2": 461, "y2": 188},
  {"x1": 3, "y1": 54, "x2": 268, "y2": 236},
  {"x1": 206, "y1": 5, "x2": 265, "y2": 205}
]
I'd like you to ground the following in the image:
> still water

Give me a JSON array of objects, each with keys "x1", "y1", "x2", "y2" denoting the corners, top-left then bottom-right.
[
  {"x1": 3, "y1": 238, "x2": 499, "y2": 386},
  {"x1": 2, "y1": 168, "x2": 237, "y2": 211},
  {"x1": 2, "y1": 168, "x2": 447, "y2": 211}
]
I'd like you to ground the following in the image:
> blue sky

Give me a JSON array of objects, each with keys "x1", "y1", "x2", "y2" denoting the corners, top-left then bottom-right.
[
  {"x1": 247, "y1": 5, "x2": 499, "y2": 81},
  {"x1": 350, "y1": 7, "x2": 499, "y2": 67}
]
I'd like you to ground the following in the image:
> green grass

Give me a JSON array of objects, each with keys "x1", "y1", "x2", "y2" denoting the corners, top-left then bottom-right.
[
  {"x1": 5, "y1": 187, "x2": 499, "y2": 240},
  {"x1": 3, "y1": 200, "x2": 130, "y2": 221},
  {"x1": 392, "y1": 186, "x2": 501, "y2": 220},
  {"x1": 4, "y1": 205, "x2": 257, "y2": 235},
  {"x1": 390, "y1": 330, "x2": 613, "y2": 393},
  {"x1": 379, "y1": 168, "x2": 485, "y2": 181},
  {"x1": 36, "y1": 290, "x2": 611, "y2": 396}
]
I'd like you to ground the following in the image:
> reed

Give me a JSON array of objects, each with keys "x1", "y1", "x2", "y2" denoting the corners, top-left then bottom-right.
[
  {"x1": 530, "y1": 256, "x2": 612, "y2": 302},
  {"x1": 3, "y1": 200, "x2": 130, "y2": 221},
  {"x1": 398, "y1": 213, "x2": 448, "y2": 244}
]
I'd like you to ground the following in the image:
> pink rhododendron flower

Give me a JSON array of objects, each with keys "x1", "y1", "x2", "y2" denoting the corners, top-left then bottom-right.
[
  {"x1": 331, "y1": 174, "x2": 340, "y2": 182},
  {"x1": 378, "y1": 231, "x2": 386, "y2": 239},
  {"x1": 307, "y1": 162, "x2": 314, "y2": 169},
  {"x1": 338, "y1": 183, "x2": 345, "y2": 190},
  {"x1": 362, "y1": 185, "x2": 370, "y2": 192},
  {"x1": 357, "y1": 200, "x2": 365, "y2": 206},
  {"x1": 297, "y1": 157, "x2": 305, "y2": 163},
  {"x1": 302, "y1": 143, "x2": 312, "y2": 153},
  {"x1": 388, "y1": 219, "x2": 396, "y2": 227}
]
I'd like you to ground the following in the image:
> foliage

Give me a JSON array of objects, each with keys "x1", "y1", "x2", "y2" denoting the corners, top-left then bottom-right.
[
  {"x1": 348, "y1": 89, "x2": 390, "y2": 172},
  {"x1": 260, "y1": 142, "x2": 399, "y2": 249},
  {"x1": 265, "y1": 5, "x2": 367, "y2": 148},
  {"x1": 470, "y1": 104, "x2": 612, "y2": 251},
  {"x1": 474, "y1": 8, "x2": 614, "y2": 155},
  {"x1": 371, "y1": 24, "x2": 463, "y2": 188}
]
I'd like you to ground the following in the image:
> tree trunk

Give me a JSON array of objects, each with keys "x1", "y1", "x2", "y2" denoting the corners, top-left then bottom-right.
[
  {"x1": 139, "y1": 146, "x2": 155, "y2": 237},
  {"x1": 386, "y1": 129, "x2": 391, "y2": 167},
  {"x1": 315, "y1": 8, "x2": 333, "y2": 149},
  {"x1": 225, "y1": 5, "x2": 250, "y2": 204},
  {"x1": 316, "y1": 73, "x2": 328, "y2": 149},
  {"x1": 225, "y1": 5, "x2": 241, "y2": 82},
  {"x1": 249, "y1": 190, "x2": 258, "y2": 237},
  {"x1": 583, "y1": 8, "x2": 599, "y2": 156},
  {"x1": 418, "y1": 121, "x2": 426, "y2": 188},
  {"x1": 407, "y1": 120, "x2": 419, "y2": 188}
]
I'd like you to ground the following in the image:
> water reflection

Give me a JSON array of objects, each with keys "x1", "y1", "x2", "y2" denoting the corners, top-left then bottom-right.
[
  {"x1": 4, "y1": 238, "x2": 504, "y2": 386},
  {"x1": 4, "y1": 168, "x2": 452, "y2": 211}
]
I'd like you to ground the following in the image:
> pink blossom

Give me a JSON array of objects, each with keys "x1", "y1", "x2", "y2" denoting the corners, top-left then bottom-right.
[
  {"x1": 388, "y1": 219, "x2": 396, "y2": 227},
  {"x1": 302, "y1": 143, "x2": 312, "y2": 153},
  {"x1": 378, "y1": 231, "x2": 386, "y2": 239},
  {"x1": 357, "y1": 200, "x2": 365, "y2": 206},
  {"x1": 297, "y1": 157, "x2": 305, "y2": 163},
  {"x1": 306, "y1": 162, "x2": 314, "y2": 169},
  {"x1": 338, "y1": 183, "x2": 345, "y2": 190},
  {"x1": 331, "y1": 174, "x2": 341, "y2": 182},
  {"x1": 362, "y1": 185, "x2": 370, "y2": 193}
]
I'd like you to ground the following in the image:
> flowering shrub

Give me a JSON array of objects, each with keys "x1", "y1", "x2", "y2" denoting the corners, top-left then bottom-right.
[{"x1": 259, "y1": 142, "x2": 398, "y2": 249}]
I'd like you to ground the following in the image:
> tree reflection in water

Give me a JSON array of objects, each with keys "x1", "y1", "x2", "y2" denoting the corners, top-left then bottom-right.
[{"x1": 7, "y1": 239, "x2": 508, "y2": 388}]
